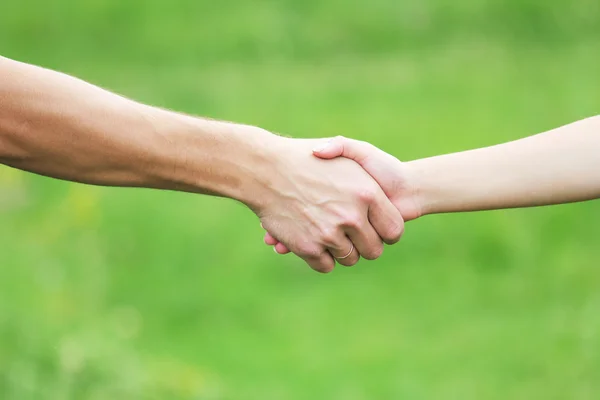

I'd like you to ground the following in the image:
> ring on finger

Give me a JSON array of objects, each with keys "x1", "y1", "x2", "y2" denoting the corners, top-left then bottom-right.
[{"x1": 335, "y1": 244, "x2": 354, "y2": 260}]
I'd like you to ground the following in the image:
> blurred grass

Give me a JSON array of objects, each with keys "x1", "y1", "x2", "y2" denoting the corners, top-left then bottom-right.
[{"x1": 1, "y1": 1, "x2": 600, "y2": 399}]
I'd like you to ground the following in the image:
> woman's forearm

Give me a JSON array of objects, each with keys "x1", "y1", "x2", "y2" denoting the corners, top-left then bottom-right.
[{"x1": 409, "y1": 116, "x2": 600, "y2": 215}]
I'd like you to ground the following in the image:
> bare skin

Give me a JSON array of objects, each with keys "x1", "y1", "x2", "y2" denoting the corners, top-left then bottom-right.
[
  {"x1": 0, "y1": 56, "x2": 405, "y2": 272},
  {"x1": 266, "y1": 117, "x2": 600, "y2": 254}
]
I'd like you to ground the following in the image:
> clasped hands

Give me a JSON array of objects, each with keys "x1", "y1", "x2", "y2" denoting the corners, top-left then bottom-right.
[{"x1": 253, "y1": 135, "x2": 422, "y2": 273}]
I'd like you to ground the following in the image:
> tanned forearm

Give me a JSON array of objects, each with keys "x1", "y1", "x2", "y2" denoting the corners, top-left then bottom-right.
[
  {"x1": 0, "y1": 56, "x2": 273, "y2": 209},
  {"x1": 0, "y1": 56, "x2": 407, "y2": 272}
]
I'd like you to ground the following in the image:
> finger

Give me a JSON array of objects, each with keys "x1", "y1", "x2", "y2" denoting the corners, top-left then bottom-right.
[
  {"x1": 312, "y1": 136, "x2": 372, "y2": 163},
  {"x1": 302, "y1": 251, "x2": 336, "y2": 274},
  {"x1": 369, "y1": 193, "x2": 405, "y2": 245},
  {"x1": 264, "y1": 231, "x2": 278, "y2": 245},
  {"x1": 327, "y1": 236, "x2": 360, "y2": 267},
  {"x1": 344, "y1": 218, "x2": 384, "y2": 261},
  {"x1": 267, "y1": 235, "x2": 334, "y2": 271},
  {"x1": 317, "y1": 227, "x2": 361, "y2": 267},
  {"x1": 274, "y1": 242, "x2": 291, "y2": 254},
  {"x1": 264, "y1": 231, "x2": 291, "y2": 253}
]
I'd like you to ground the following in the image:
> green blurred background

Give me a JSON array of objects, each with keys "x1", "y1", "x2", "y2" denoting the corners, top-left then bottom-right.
[{"x1": 1, "y1": 1, "x2": 600, "y2": 399}]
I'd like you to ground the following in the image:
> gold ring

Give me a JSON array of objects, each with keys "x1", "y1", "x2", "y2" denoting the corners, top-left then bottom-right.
[{"x1": 335, "y1": 245, "x2": 354, "y2": 260}]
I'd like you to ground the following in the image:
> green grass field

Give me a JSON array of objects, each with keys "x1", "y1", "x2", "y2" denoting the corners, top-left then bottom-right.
[{"x1": 1, "y1": 1, "x2": 600, "y2": 399}]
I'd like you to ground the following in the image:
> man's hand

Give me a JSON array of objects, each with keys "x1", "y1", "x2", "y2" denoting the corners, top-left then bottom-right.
[
  {"x1": 263, "y1": 136, "x2": 422, "y2": 255},
  {"x1": 0, "y1": 56, "x2": 404, "y2": 273},
  {"x1": 253, "y1": 136, "x2": 404, "y2": 272}
]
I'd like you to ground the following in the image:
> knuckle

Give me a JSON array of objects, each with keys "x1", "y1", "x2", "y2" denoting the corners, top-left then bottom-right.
[
  {"x1": 383, "y1": 221, "x2": 405, "y2": 244},
  {"x1": 342, "y1": 213, "x2": 363, "y2": 229},
  {"x1": 343, "y1": 257, "x2": 359, "y2": 267},
  {"x1": 311, "y1": 256, "x2": 335, "y2": 273},
  {"x1": 305, "y1": 248, "x2": 322, "y2": 259},
  {"x1": 362, "y1": 244, "x2": 384, "y2": 260},
  {"x1": 297, "y1": 241, "x2": 321, "y2": 259},
  {"x1": 314, "y1": 264, "x2": 334, "y2": 274},
  {"x1": 356, "y1": 187, "x2": 377, "y2": 203},
  {"x1": 319, "y1": 227, "x2": 339, "y2": 247}
]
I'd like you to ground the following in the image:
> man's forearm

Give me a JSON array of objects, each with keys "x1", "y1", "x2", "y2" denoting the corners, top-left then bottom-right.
[
  {"x1": 0, "y1": 56, "x2": 405, "y2": 272},
  {"x1": 0, "y1": 56, "x2": 273, "y2": 208},
  {"x1": 408, "y1": 116, "x2": 600, "y2": 215}
]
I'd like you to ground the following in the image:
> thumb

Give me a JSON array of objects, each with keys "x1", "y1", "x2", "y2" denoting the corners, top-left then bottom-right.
[
  {"x1": 312, "y1": 136, "x2": 371, "y2": 163},
  {"x1": 311, "y1": 138, "x2": 342, "y2": 159}
]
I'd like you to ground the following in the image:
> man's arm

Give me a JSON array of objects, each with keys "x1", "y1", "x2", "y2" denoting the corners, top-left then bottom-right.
[
  {"x1": 0, "y1": 56, "x2": 264, "y2": 199},
  {"x1": 0, "y1": 56, "x2": 405, "y2": 272}
]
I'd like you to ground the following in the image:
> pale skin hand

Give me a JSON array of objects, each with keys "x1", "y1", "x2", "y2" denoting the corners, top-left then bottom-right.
[
  {"x1": 0, "y1": 56, "x2": 404, "y2": 273},
  {"x1": 266, "y1": 117, "x2": 600, "y2": 253}
]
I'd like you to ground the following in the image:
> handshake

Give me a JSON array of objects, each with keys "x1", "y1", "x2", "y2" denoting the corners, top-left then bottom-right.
[
  {"x1": 253, "y1": 135, "x2": 417, "y2": 273},
  {"x1": 247, "y1": 116, "x2": 600, "y2": 273},
  {"x1": 1, "y1": 56, "x2": 597, "y2": 271}
]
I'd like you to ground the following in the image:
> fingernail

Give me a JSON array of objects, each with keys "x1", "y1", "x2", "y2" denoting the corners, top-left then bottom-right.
[
  {"x1": 312, "y1": 139, "x2": 331, "y2": 153},
  {"x1": 260, "y1": 222, "x2": 264, "y2": 229},
  {"x1": 273, "y1": 247, "x2": 279, "y2": 254}
]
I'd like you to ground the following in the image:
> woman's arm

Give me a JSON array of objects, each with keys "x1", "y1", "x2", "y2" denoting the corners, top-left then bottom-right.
[
  {"x1": 265, "y1": 117, "x2": 600, "y2": 253},
  {"x1": 409, "y1": 116, "x2": 600, "y2": 215},
  {"x1": 309, "y1": 116, "x2": 600, "y2": 217}
]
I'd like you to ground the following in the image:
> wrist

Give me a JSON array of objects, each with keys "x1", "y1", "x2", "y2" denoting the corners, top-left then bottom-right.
[
  {"x1": 142, "y1": 105, "x2": 282, "y2": 208},
  {"x1": 404, "y1": 158, "x2": 436, "y2": 218},
  {"x1": 220, "y1": 126, "x2": 286, "y2": 210}
]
